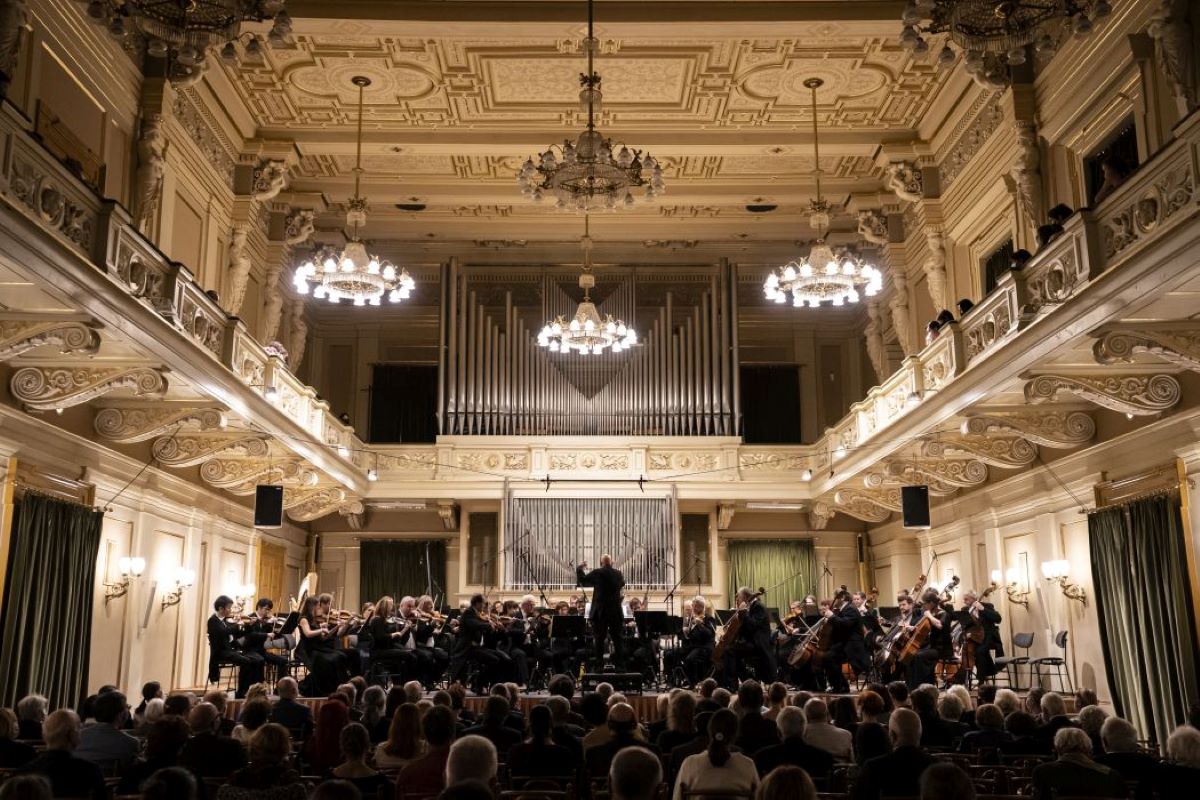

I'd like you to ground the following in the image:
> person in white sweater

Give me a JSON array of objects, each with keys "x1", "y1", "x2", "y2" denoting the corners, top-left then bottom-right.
[{"x1": 673, "y1": 709, "x2": 759, "y2": 800}]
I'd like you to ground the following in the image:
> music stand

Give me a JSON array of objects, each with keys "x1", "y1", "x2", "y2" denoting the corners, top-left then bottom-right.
[
  {"x1": 716, "y1": 609, "x2": 736, "y2": 626},
  {"x1": 551, "y1": 615, "x2": 586, "y2": 640},
  {"x1": 636, "y1": 610, "x2": 669, "y2": 637},
  {"x1": 279, "y1": 611, "x2": 300, "y2": 636}
]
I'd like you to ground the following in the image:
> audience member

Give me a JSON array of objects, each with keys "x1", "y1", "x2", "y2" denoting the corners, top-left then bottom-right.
[
  {"x1": 886, "y1": 683, "x2": 908, "y2": 710},
  {"x1": 830, "y1": 697, "x2": 858, "y2": 735},
  {"x1": 444, "y1": 735, "x2": 498, "y2": 792},
  {"x1": 802, "y1": 699, "x2": 852, "y2": 762},
  {"x1": 463, "y1": 695, "x2": 521, "y2": 754},
  {"x1": 925, "y1": 320, "x2": 941, "y2": 346},
  {"x1": 910, "y1": 687, "x2": 954, "y2": 749},
  {"x1": 134, "y1": 683, "x2": 163, "y2": 724},
  {"x1": 848, "y1": 709, "x2": 936, "y2": 800},
  {"x1": 764, "y1": 683, "x2": 788, "y2": 722},
  {"x1": 306, "y1": 699, "x2": 352, "y2": 774},
  {"x1": 610, "y1": 747, "x2": 663, "y2": 800},
  {"x1": 1094, "y1": 154, "x2": 1129, "y2": 203},
  {"x1": 753, "y1": 706, "x2": 833, "y2": 781},
  {"x1": 857, "y1": 691, "x2": 888, "y2": 727},
  {"x1": 375, "y1": 703, "x2": 425, "y2": 770},
  {"x1": 163, "y1": 694, "x2": 193, "y2": 719},
  {"x1": 756, "y1": 764, "x2": 816, "y2": 800},
  {"x1": 733, "y1": 682, "x2": 780, "y2": 755},
  {"x1": 852, "y1": 722, "x2": 890, "y2": 769},
  {"x1": 269, "y1": 677, "x2": 314, "y2": 740},
  {"x1": 15, "y1": 696, "x2": 47, "y2": 742},
  {"x1": 586, "y1": 703, "x2": 657, "y2": 779},
  {"x1": 178, "y1": 702, "x2": 245, "y2": 778},
  {"x1": 228, "y1": 724, "x2": 302, "y2": 791},
  {"x1": 657, "y1": 691, "x2": 697, "y2": 755},
  {"x1": 135, "y1": 699, "x2": 166, "y2": 736},
  {"x1": 956, "y1": 298, "x2": 974, "y2": 317},
  {"x1": 16, "y1": 710, "x2": 106, "y2": 800},
  {"x1": 0, "y1": 709, "x2": 36, "y2": 768},
  {"x1": 935, "y1": 694, "x2": 969, "y2": 741},
  {"x1": 673, "y1": 709, "x2": 758, "y2": 800},
  {"x1": 1156, "y1": 725, "x2": 1200, "y2": 797},
  {"x1": 507, "y1": 705, "x2": 574, "y2": 778},
  {"x1": 919, "y1": 762, "x2": 974, "y2": 800},
  {"x1": 138, "y1": 767, "x2": 196, "y2": 800},
  {"x1": 328, "y1": 722, "x2": 391, "y2": 796},
  {"x1": 958, "y1": 703, "x2": 1011, "y2": 755},
  {"x1": 1035, "y1": 692, "x2": 1077, "y2": 750},
  {"x1": 232, "y1": 698, "x2": 272, "y2": 744},
  {"x1": 1078, "y1": 705, "x2": 1107, "y2": 754},
  {"x1": 993, "y1": 689, "x2": 1020, "y2": 717},
  {"x1": 1002, "y1": 711, "x2": 1048, "y2": 756},
  {"x1": 75, "y1": 690, "x2": 139, "y2": 771},
  {"x1": 116, "y1": 716, "x2": 191, "y2": 794},
  {"x1": 1095, "y1": 717, "x2": 1158, "y2": 797},
  {"x1": 395, "y1": 705, "x2": 457, "y2": 798},
  {"x1": 1031, "y1": 728, "x2": 1125, "y2": 800},
  {"x1": 545, "y1": 695, "x2": 585, "y2": 765},
  {"x1": 0, "y1": 775, "x2": 52, "y2": 800},
  {"x1": 202, "y1": 690, "x2": 237, "y2": 736},
  {"x1": 361, "y1": 686, "x2": 388, "y2": 743},
  {"x1": 1009, "y1": 249, "x2": 1032, "y2": 271}
]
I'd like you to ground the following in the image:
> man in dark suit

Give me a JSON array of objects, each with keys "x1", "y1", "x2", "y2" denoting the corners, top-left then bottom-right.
[
  {"x1": 584, "y1": 703, "x2": 658, "y2": 781},
  {"x1": 825, "y1": 590, "x2": 872, "y2": 693},
  {"x1": 1095, "y1": 717, "x2": 1158, "y2": 800},
  {"x1": 453, "y1": 594, "x2": 514, "y2": 691},
  {"x1": 17, "y1": 710, "x2": 106, "y2": 800},
  {"x1": 577, "y1": 554, "x2": 626, "y2": 666},
  {"x1": 954, "y1": 589, "x2": 1003, "y2": 683},
  {"x1": 177, "y1": 702, "x2": 246, "y2": 779},
  {"x1": 268, "y1": 676, "x2": 313, "y2": 739},
  {"x1": 206, "y1": 595, "x2": 264, "y2": 698},
  {"x1": 733, "y1": 681, "x2": 780, "y2": 756},
  {"x1": 753, "y1": 707, "x2": 834, "y2": 781},
  {"x1": 850, "y1": 709, "x2": 938, "y2": 800},
  {"x1": 462, "y1": 695, "x2": 523, "y2": 754},
  {"x1": 722, "y1": 586, "x2": 775, "y2": 687},
  {"x1": 1031, "y1": 728, "x2": 1126, "y2": 800}
]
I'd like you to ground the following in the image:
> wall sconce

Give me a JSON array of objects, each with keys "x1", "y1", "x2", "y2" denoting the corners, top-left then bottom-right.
[
  {"x1": 160, "y1": 567, "x2": 196, "y2": 611},
  {"x1": 231, "y1": 582, "x2": 258, "y2": 614},
  {"x1": 991, "y1": 568, "x2": 1031, "y2": 608},
  {"x1": 1042, "y1": 559, "x2": 1088, "y2": 606},
  {"x1": 104, "y1": 556, "x2": 146, "y2": 604}
]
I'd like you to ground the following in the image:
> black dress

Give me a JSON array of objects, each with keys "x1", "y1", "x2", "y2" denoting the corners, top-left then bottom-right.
[{"x1": 299, "y1": 615, "x2": 349, "y2": 694}]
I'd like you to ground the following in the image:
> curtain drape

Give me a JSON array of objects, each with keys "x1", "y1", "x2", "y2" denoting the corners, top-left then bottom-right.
[
  {"x1": 359, "y1": 540, "x2": 447, "y2": 606},
  {"x1": 0, "y1": 492, "x2": 103, "y2": 710},
  {"x1": 1089, "y1": 494, "x2": 1200, "y2": 745},
  {"x1": 726, "y1": 539, "x2": 817, "y2": 609}
]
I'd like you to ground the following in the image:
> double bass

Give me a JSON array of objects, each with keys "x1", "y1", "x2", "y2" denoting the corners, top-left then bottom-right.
[
  {"x1": 898, "y1": 576, "x2": 958, "y2": 665},
  {"x1": 789, "y1": 585, "x2": 849, "y2": 666},
  {"x1": 873, "y1": 574, "x2": 927, "y2": 670},
  {"x1": 713, "y1": 586, "x2": 765, "y2": 664}
]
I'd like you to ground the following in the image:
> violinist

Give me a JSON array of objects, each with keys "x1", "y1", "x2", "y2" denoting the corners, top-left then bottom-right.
[
  {"x1": 452, "y1": 593, "x2": 514, "y2": 692},
  {"x1": 297, "y1": 594, "x2": 350, "y2": 694},
  {"x1": 954, "y1": 589, "x2": 1002, "y2": 684},
  {"x1": 823, "y1": 589, "x2": 871, "y2": 693},
  {"x1": 409, "y1": 596, "x2": 451, "y2": 686},
  {"x1": 369, "y1": 596, "x2": 418, "y2": 682},
  {"x1": 317, "y1": 593, "x2": 363, "y2": 677},
  {"x1": 549, "y1": 600, "x2": 585, "y2": 674},
  {"x1": 243, "y1": 598, "x2": 291, "y2": 682},
  {"x1": 624, "y1": 596, "x2": 657, "y2": 677},
  {"x1": 665, "y1": 596, "x2": 716, "y2": 684},
  {"x1": 513, "y1": 595, "x2": 553, "y2": 679},
  {"x1": 498, "y1": 599, "x2": 531, "y2": 687},
  {"x1": 908, "y1": 590, "x2": 952, "y2": 689},
  {"x1": 720, "y1": 586, "x2": 776, "y2": 689},
  {"x1": 206, "y1": 595, "x2": 265, "y2": 698}
]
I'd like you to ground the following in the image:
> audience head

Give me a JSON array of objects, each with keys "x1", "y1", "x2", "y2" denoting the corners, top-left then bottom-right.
[
  {"x1": 1074, "y1": 688, "x2": 1099, "y2": 710},
  {"x1": 1100, "y1": 717, "x2": 1139, "y2": 754},
  {"x1": 945, "y1": 685, "x2": 971, "y2": 712},
  {"x1": 956, "y1": 298, "x2": 975, "y2": 317},
  {"x1": 887, "y1": 682, "x2": 909, "y2": 708},
  {"x1": 145, "y1": 716, "x2": 191, "y2": 760},
  {"x1": 608, "y1": 703, "x2": 638, "y2": 738},
  {"x1": 935, "y1": 309, "x2": 955, "y2": 326},
  {"x1": 43, "y1": 709, "x2": 81, "y2": 751},
  {"x1": 974, "y1": 704, "x2": 1003, "y2": 732},
  {"x1": 403, "y1": 681, "x2": 423, "y2": 705},
  {"x1": 910, "y1": 686, "x2": 937, "y2": 716},
  {"x1": 667, "y1": 691, "x2": 696, "y2": 733},
  {"x1": 202, "y1": 690, "x2": 228, "y2": 715},
  {"x1": 187, "y1": 702, "x2": 221, "y2": 735},
  {"x1": 446, "y1": 735, "x2": 498, "y2": 787},
  {"x1": 0, "y1": 709, "x2": 17, "y2": 740},
  {"x1": 16, "y1": 695, "x2": 47, "y2": 724},
  {"x1": 711, "y1": 688, "x2": 731, "y2": 709},
  {"x1": 1005, "y1": 711, "x2": 1037, "y2": 738},
  {"x1": 483, "y1": 695, "x2": 509, "y2": 726},
  {"x1": 706, "y1": 709, "x2": 738, "y2": 767},
  {"x1": 545, "y1": 695, "x2": 570, "y2": 726},
  {"x1": 312, "y1": 782, "x2": 360, "y2": 800},
  {"x1": 888, "y1": 708, "x2": 922, "y2": 748},
  {"x1": 1010, "y1": 249, "x2": 1033, "y2": 271},
  {"x1": 1026, "y1": 686, "x2": 1046, "y2": 716},
  {"x1": 525, "y1": 704, "x2": 552, "y2": 742},
  {"x1": 919, "y1": 762, "x2": 975, "y2": 800},
  {"x1": 1041, "y1": 692, "x2": 1067, "y2": 719},
  {"x1": 0, "y1": 775, "x2": 52, "y2": 800},
  {"x1": 1167, "y1": 725, "x2": 1200, "y2": 767},
  {"x1": 140, "y1": 681, "x2": 163, "y2": 705},
  {"x1": 855, "y1": 721, "x2": 891, "y2": 765},
  {"x1": 865, "y1": 683, "x2": 892, "y2": 712},
  {"x1": 1054, "y1": 727, "x2": 1094, "y2": 758},
  {"x1": 140, "y1": 767, "x2": 197, "y2": 800},
  {"x1": 546, "y1": 674, "x2": 575, "y2": 701},
  {"x1": 830, "y1": 696, "x2": 857, "y2": 729},
  {"x1": 994, "y1": 688, "x2": 1019, "y2": 716},
  {"x1": 163, "y1": 694, "x2": 192, "y2": 717},
  {"x1": 790, "y1": 691, "x2": 813, "y2": 709},
  {"x1": 276, "y1": 677, "x2": 299, "y2": 700},
  {"x1": 362, "y1": 686, "x2": 386, "y2": 718},
  {"x1": 1048, "y1": 204, "x2": 1074, "y2": 224},
  {"x1": 423, "y1": 705, "x2": 456, "y2": 749},
  {"x1": 436, "y1": 782, "x2": 492, "y2": 800},
  {"x1": 756, "y1": 765, "x2": 816, "y2": 800},
  {"x1": 977, "y1": 685, "x2": 998, "y2": 706},
  {"x1": 737, "y1": 681, "x2": 764, "y2": 713},
  {"x1": 803, "y1": 698, "x2": 829, "y2": 724},
  {"x1": 1078, "y1": 705, "x2": 1107, "y2": 738},
  {"x1": 385, "y1": 703, "x2": 423, "y2": 759},
  {"x1": 698, "y1": 678, "x2": 717, "y2": 699},
  {"x1": 767, "y1": 682, "x2": 787, "y2": 708},
  {"x1": 248, "y1": 723, "x2": 292, "y2": 765},
  {"x1": 776, "y1": 707, "x2": 806, "y2": 740},
  {"x1": 937, "y1": 694, "x2": 963, "y2": 723},
  {"x1": 609, "y1": 747, "x2": 663, "y2": 800},
  {"x1": 339, "y1": 722, "x2": 372, "y2": 764},
  {"x1": 596, "y1": 682, "x2": 615, "y2": 700},
  {"x1": 858, "y1": 691, "x2": 885, "y2": 720},
  {"x1": 1100, "y1": 154, "x2": 1129, "y2": 185}
]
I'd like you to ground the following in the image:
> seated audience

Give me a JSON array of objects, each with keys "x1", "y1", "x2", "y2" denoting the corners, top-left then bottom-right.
[
  {"x1": 134, "y1": 682, "x2": 164, "y2": 725},
  {"x1": 16, "y1": 710, "x2": 106, "y2": 800},
  {"x1": 1075, "y1": 688, "x2": 1099, "y2": 711},
  {"x1": 233, "y1": 698, "x2": 272, "y2": 744},
  {"x1": 851, "y1": 721, "x2": 891, "y2": 780},
  {"x1": 993, "y1": 688, "x2": 1020, "y2": 717},
  {"x1": 136, "y1": 699, "x2": 166, "y2": 736},
  {"x1": 756, "y1": 764, "x2": 816, "y2": 800},
  {"x1": 763, "y1": 683, "x2": 788, "y2": 722},
  {"x1": 1030, "y1": 728, "x2": 1125, "y2": 800},
  {"x1": 462, "y1": 695, "x2": 522, "y2": 754},
  {"x1": 734, "y1": 682, "x2": 780, "y2": 756},
  {"x1": 1078, "y1": 704, "x2": 1108, "y2": 754},
  {"x1": 163, "y1": 694, "x2": 194, "y2": 719},
  {"x1": 885, "y1": 683, "x2": 908, "y2": 710},
  {"x1": 375, "y1": 702, "x2": 425, "y2": 770},
  {"x1": 1156, "y1": 725, "x2": 1200, "y2": 797},
  {"x1": 752, "y1": 706, "x2": 834, "y2": 781},
  {"x1": 444, "y1": 735, "x2": 498, "y2": 793},
  {"x1": 956, "y1": 298, "x2": 974, "y2": 317},
  {"x1": 657, "y1": 691, "x2": 697, "y2": 755},
  {"x1": 328, "y1": 722, "x2": 391, "y2": 796},
  {"x1": 585, "y1": 703, "x2": 657, "y2": 779},
  {"x1": 305, "y1": 699, "x2": 352, "y2": 774},
  {"x1": 507, "y1": 705, "x2": 574, "y2": 778},
  {"x1": 857, "y1": 691, "x2": 888, "y2": 727},
  {"x1": 0, "y1": 775, "x2": 52, "y2": 800},
  {"x1": 935, "y1": 309, "x2": 955, "y2": 327},
  {"x1": 944, "y1": 685, "x2": 974, "y2": 728},
  {"x1": 935, "y1": 694, "x2": 969, "y2": 741},
  {"x1": 958, "y1": 703, "x2": 1011, "y2": 754},
  {"x1": 829, "y1": 697, "x2": 858, "y2": 735},
  {"x1": 1095, "y1": 717, "x2": 1158, "y2": 798},
  {"x1": 268, "y1": 677, "x2": 313, "y2": 740},
  {"x1": 179, "y1": 702, "x2": 245, "y2": 778},
  {"x1": 140, "y1": 767, "x2": 197, "y2": 800},
  {"x1": 848, "y1": 708, "x2": 936, "y2": 800},
  {"x1": 1035, "y1": 692, "x2": 1077, "y2": 750},
  {"x1": 117, "y1": 716, "x2": 191, "y2": 794},
  {"x1": 674, "y1": 709, "x2": 759, "y2": 800},
  {"x1": 918, "y1": 762, "x2": 974, "y2": 800},
  {"x1": 610, "y1": 747, "x2": 663, "y2": 800},
  {"x1": 76, "y1": 690, "x2": 140, "y2": 771},
  {"x1": 395, "y1": 705, "x2": 457, "y2": 798},
  {"x1": 910, "y1": 687, "x2": 955, "y2": 749},
  {"x1": 227, "y1": 724, "x2": 303, "y2": 795},
  {"x1": 802, "y1": 699, "x2": 852, "y2": 762},
  {"x1": 203, "y1": 690, "x2": 238, "y2": 736},
  {"x1": 925, "y1": 320, "x2": 941, "y2": 346},
  {"x1": 16, "y1": 696, "x2": 47, "y2": 742},
  {"x1": 361, "y1": 686, "x2": 388, "y2": 743},
  {"x1": 0, "y1": 709, "x2": 36, "y2": 767},
  {"x1": 545, "y1": 695, "x2": 585, "y2": 765},
  {"x1": 1094, "y1": 154, "x2": 1129, "y2": 203},
  {"x1": 1002, "y1": 711, "x2": 1049, "y2": 756}
]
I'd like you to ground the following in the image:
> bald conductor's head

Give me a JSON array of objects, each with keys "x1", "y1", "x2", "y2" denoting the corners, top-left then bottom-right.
[{"x1": 600, "y1": 554, "x2": 613, "y2": 567}]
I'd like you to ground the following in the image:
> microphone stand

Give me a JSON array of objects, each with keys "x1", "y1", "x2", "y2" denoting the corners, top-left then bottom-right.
[
  {"x1": 481, "y1": 528, "x2": 533, "y2": 600},
  {"x1": 664, "y1": 553, "x2": 703, "y2": 618}
]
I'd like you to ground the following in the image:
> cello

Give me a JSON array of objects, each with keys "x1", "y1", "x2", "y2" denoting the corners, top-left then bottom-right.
[
  {"x1": 898, "y1": 576, "x2": 958, "y2": 665},
  {"x1": 873, "y1": 574, "x2": 927, "y2": 670},
  {"x1": 713, "y1": 586, "x2": 765, "y2": 664},
  {"x1": 959, "y1": 583, "x2": 998, "y2": 673},
  {"x1": 789, "y1": 585, "x2": 849, "y2": 666}
]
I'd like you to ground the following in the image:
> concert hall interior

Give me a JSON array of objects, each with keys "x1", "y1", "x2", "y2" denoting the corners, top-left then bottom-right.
[{"x1": 1, "y1": 0, "x2": 1200, "y2": 796}]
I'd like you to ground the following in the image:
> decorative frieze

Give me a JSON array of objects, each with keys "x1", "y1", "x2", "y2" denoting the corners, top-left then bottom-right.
[
  {"x1": 922, "y1": 434, "x2": 1037, "y2": 468},
  {"x1": 1093, "y1": 325, "x2": 1200, "y2": 372},
  {"x1": 1024, "y1": 373, "x2": 1181, "y2": 415},
  {"x1": 11, "y1": 366, "x2": 166, "y2": 411},
  {"x1": 94, "y1": 405, "x2": 226, "y2": 442},
  {"x1": 1099, "y1": 152, "x2": 1194, "y2": 260},
  {"x1": 287, "y1": 488, "x2": 363, "y2": 522},
  {"x1": 0, "y1": 318, "x2": 99, "y2": 360},
  {"x1": 8, "y1": 149, "x2": 96, "y2": 252},
  {"x1": 151, "y1": 434, "x2": 270, "y2": 468},
  {"x1": 649, "y1": 451, "x2": 720, "y2": 472},
  {"x1": 199, "y1": 457, "x2": 308, "y2": 489},
  {"x1": 961, "y1": 410, "x2": 1095, "y2": 448},
  {"x1": 884, "y1": 458, "x2": 988, "y2": 488},
  {"x1": 456, "y1": 452, "x2": 529, "y2": 472},
  {"x1": 832, "y1": 488, "x2": 897, "y2": 521}
]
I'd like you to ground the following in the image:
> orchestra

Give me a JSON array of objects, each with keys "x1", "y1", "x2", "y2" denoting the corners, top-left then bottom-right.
[{"x1": 206, "y1": 565, "x2": 1003, "y2": 696}]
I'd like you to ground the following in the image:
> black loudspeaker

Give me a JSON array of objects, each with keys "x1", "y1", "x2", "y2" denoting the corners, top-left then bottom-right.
[
  {"x1": 254, "y1": 484, "x2": 285, "y2": 528},
  {"x1": 901, "y1": 485, "x2": 931, "y2": 529}
]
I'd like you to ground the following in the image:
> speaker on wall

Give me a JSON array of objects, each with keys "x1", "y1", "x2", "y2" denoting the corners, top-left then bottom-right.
[
  {"x1": 254, "y1": 484, "x2": 285, "y2": 528},
  {"x1": 901, "y1": 485, "x2": 931, "y2": 529}
]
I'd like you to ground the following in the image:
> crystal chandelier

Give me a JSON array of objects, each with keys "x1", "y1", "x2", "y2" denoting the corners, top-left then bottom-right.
[
  {"x1": 80, "y1": 1, "x2": 292, "y2": 83},
  {"x1": 517, "y1": 0, "x2": 664, "y2": 211},
  {"x1": 901, "y1": 0, "x2": 1113, "y2": 88},
  {"x1": 293, "y1": 76, "x2": 415, "y2": 307},
  {"x1": 763, "y1": 78, "x2": 882, "y2": 309},
  {"x1": 537, "y1": 217, "x2": 638, "y2": 355}
]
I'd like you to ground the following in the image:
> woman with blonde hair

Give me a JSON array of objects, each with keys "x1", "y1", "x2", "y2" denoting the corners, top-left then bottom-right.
[{"x1": 369, "y1": 596, "x2": 417, "y2": 681}]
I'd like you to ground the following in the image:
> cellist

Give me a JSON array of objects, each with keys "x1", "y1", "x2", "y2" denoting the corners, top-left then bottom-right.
[
  {"x1": 720, "y1": 586, "x2": 776, "y2": 688},
  {"x1": 878, "y1": 593, "x2": 920, "y2": 683},
  {"x1": 824, "y1": 589, "x2": 871, "y2": 692},
  {"x1": 953, "y1": 589, "x2": 1003, "y2": 684},
  {"x1": 908, "y1": 589, "x2": 952, "y2": 689}
]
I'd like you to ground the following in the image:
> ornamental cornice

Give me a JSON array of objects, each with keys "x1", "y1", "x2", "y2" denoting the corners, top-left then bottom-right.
[
  {"x1": 1092, "y1": 325, "x2": 1200, "y2": 372},
  {"x1": 11, "y1": 366, "x2": 167, "y2": 412},
  {"x1": 832, "y1": 488, "x2": 897, "y2": 521},
  {"x1": 151, "y1": 434, "x2": 271, "y2": 468},
  {"x1": 287, "y1": 489, "x2": 364, "y2": 522},
  {"x1": 0, "y1": 318, "x2": 100, "y2": 360},
  {"x1": 1023, "y1": 372, "x2": 1181, "y2": 415},
  {"x1": 284, "y1": 486, "x2": 345, "y2": 511},
  {"x1": 921, "y1": 433, "x2": 1037, "y2": 468},
  {"x1": 961, "y1": 410, "x2": 1095, "y2": 448},
  {"x1": 199, "y1": 457, "x2": 308, "y2": 489},
  {"x1": 94, "y1": 405, "x2": 227, "y2": 442}
]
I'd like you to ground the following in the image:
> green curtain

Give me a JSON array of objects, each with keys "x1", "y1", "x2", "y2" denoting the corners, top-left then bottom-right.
[
  {"x1": 0, "y1": 492, "x2": 104, "y2": 710},
  {"x1": 1089, "y1": 494, "x2": 1200, "y2": 745},
  {"x1": 360, "y1": 540, "x2": 447, "y2": 607},
  {"x1": 726, "y1": 539, "x2": 817, "y2": 610}
]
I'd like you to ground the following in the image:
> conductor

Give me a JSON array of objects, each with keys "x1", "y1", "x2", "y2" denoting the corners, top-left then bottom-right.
[{"x1": 576, "y1": 554, "x2": 626, "y2": 666}]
